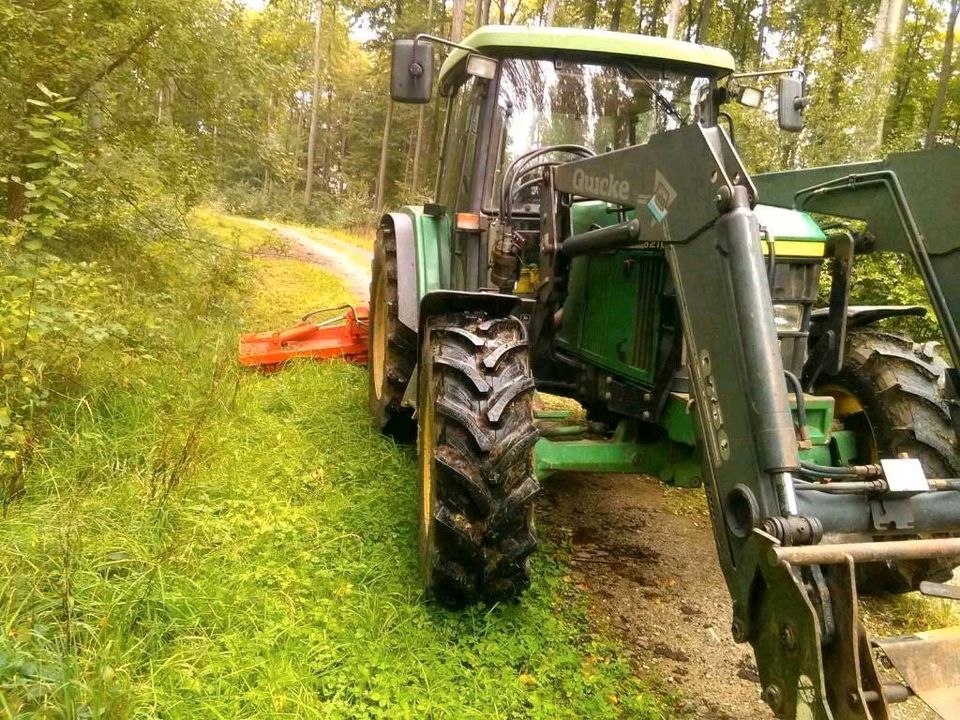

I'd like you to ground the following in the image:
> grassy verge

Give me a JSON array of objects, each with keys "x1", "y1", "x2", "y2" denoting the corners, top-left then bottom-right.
[
  {"x1": 0, "y1": 214, "x2": 666, "y2": 718},
  {"x1": 197, "y1": 206, "x2": 374, "y2": 254},
  {"x1": 288, "y1": 221, "x2": 375, "y2": 252}
]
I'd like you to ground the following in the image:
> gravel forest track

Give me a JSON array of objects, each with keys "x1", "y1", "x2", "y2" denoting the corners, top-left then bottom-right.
[{"x1": 242, "y1": 217, "x2": 372, "y2": 301}]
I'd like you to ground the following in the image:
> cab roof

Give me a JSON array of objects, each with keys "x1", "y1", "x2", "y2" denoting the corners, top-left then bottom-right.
[{"x1": 438, "y1": 26, "x2": 737, "y2": 91}]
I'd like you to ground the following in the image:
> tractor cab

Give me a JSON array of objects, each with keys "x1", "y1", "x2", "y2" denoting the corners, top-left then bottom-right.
[{"x1": 395, "y1": 28, "x2": 737, "y2": 291}]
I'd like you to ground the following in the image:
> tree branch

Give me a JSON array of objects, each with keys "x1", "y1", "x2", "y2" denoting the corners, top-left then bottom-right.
[{"x1": 67, "y1": 23, "x2": 162, "y2": 104}]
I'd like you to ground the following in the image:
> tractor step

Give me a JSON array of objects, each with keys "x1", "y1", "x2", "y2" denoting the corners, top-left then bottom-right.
[{"x1": 238, "y1": 305, "x2": 368, "y2": 370}]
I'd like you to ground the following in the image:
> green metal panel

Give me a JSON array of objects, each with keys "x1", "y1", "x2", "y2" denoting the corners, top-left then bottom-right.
[
  {"x1": 829, "y1": 430, "x2": 859, "y2": 466},
  {"x1": 398, "y1": 206, "x2": 452, "y2": 299},
  {"x1": 801, "y1": 396, "x2": 834, "y2": 445},
  {"x1": 661, "y1": 394, "x2": 696, "y2": 445},
  {"x1": 753, "y1": 204, "x2": 826, "y2": 242},
  {"x1": 661, "y1": 393, "x2": 834, "y2": 451},
  {"x1": 570, "y1": 201, "x2": 637, "y2": 235},
  {"x1": 534, "y1": 420, "x2": 700, "y2": 486},
  {"x1": 439, "y1": 26, "x2": 736, "y2": 91},
  {"x1": 556, "y1": 249, "x2": 666, "y2": 384}
]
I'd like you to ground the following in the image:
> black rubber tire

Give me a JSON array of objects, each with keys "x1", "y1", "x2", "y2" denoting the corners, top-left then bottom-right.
[
  {"x1": 417, "y1": 312, "x2": 540, "y2": 605},
  {"x1": 818, "y1": 329, "x2": 960, "y2": 594},
  {"x1": 368, "y1": 224, "x2": 416, "y2": 441}
]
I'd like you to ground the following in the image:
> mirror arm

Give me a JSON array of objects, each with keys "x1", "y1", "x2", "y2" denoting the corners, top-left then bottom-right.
[
  {"x1": 731, "y1": 67, "x2": 805, "y2": 83},
  {"x1": 414, "y1": 33, "x2": 490, "y2": 58}
]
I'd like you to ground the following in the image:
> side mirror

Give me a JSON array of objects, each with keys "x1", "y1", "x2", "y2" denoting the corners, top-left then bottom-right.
[
  {"x1": 391, "y1": 39, "x2": 434, "y2": 104},
  {"x1": 778, "y1": 76, "x2": 807, "y2": 132}
]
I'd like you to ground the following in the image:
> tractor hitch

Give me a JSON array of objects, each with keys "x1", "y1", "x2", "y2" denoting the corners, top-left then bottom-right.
[{"x1": 238, "y1": 305, "x2": 369, "y2": 370}]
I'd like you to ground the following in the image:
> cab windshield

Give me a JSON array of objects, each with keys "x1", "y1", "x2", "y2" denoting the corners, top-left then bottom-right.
[{"x1": 487, "y1": 58, "x2": 711, "y2": 209}]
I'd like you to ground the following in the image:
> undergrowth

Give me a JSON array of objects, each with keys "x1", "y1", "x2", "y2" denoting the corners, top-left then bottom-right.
[{"x1": 0, "y1": 214, "x2": 666, "y2": 718}]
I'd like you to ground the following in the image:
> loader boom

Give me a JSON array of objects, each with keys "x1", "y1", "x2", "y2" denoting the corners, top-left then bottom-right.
[{"x1": 552, "y1": 124, "x2": 960, "y2": 719}]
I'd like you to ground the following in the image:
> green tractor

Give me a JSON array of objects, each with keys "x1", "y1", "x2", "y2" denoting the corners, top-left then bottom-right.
[{"x1": 369, "y1": 25, "x2": 960, "y2": 719}]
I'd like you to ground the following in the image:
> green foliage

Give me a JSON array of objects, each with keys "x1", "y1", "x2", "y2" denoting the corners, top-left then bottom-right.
[
  {"x1": 0, "y1": 92, "x2": 114, "y2": 497},
  {"x1": 847, "y1": 252, "x2": 941, "y2": 340},
  {"x1": 0, "y1": 233, "x2": 666, "y2": 718}
]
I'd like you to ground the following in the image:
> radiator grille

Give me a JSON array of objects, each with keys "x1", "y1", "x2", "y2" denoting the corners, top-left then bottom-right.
[{"x1": 632, "y1": 256, "x2": 667, "y2": 375}]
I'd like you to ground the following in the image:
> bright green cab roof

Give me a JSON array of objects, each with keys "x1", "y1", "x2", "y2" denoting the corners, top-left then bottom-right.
[{"x1": 438, "y1": 25, "x2": 736, "y2": 88}]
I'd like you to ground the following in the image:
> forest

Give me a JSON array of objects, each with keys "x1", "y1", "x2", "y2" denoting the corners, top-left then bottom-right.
[{"x1": 1, "y1": 0, "x2": 959, "y2": 717}]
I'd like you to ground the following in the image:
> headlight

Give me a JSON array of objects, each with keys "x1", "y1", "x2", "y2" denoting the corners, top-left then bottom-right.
[{"x1": 773, "y1": 303, "x2": 803, "y2": 332}]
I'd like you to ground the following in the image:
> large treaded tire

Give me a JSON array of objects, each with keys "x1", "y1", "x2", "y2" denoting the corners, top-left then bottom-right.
[
  {"x1": 819, "y1": 329, "x2": 960, "y2": 594},
  {"x1": 368, "y1": 224, "x2": 416, "y2": 441},
  {"x1": 417, "y1": 312, "x2": 540, "y2": 604}
]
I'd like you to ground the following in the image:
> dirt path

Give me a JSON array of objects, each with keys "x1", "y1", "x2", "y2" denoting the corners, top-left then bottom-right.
[
  {"x1": 243, "y1": 217, "x2": 372, "y2": 301},
  {"x1": 540, "y1": 473, "x2": 772, "y2": 719}
]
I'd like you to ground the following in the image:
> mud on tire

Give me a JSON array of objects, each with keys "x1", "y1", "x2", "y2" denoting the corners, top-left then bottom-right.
[
  {"x1": 417, "y1": 312, "x2": 540, "y2": 604},
  {"x1": 368, "y1": 223, "x2": 416, "y2": 441},
  {"x1": 820, "y1": 329, "x2": 960, "y2": 593}
]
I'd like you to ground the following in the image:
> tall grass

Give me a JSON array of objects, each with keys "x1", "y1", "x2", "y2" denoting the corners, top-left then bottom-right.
[{"x1": 0, "y1": 217, "x2": 666, "y2": 718}]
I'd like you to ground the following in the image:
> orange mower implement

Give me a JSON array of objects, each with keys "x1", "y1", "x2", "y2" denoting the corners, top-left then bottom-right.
[{"x1": 238, "y1": 305, "x2": 369, "y2": 370}]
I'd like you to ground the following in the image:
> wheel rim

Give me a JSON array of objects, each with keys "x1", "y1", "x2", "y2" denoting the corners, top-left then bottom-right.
[
  {"x1": 370, "y1": 268, "x2": 388, "y2": 399},
  {"x1": 417, "y1": 345, "x2": 437, "y2": 591}
]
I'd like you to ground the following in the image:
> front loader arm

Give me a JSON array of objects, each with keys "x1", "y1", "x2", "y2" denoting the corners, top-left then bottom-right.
[{"x1": 551, "y1": 124, "x2": 960, "y2": 719}]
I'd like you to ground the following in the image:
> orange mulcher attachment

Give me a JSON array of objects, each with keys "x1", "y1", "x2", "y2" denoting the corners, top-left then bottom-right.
[{"x1": 238, "y1": 305, "x2": 369, "y2": 370}]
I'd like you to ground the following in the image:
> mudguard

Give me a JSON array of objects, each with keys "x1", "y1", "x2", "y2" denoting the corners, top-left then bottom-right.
[
  {"x1": 379, "y1": 207, "x2": 452, "y2": 333},
  {"x1": 810, "y1": 304, "x2": 927, "y2": 331},
  {"x1": 417, "y1": 290, "x2": 533, "y2": 338}
]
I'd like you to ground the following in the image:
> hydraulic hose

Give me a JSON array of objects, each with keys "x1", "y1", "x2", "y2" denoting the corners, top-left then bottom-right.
[
  {"x1": 798, "y1": 460, "x2": 883, "y2": 479},
  {"x1": 794, "y1": 479, "x2": 886, "y2": 494},
  {"x1": 783, "y1": 370, "x2": 809, "y2": 443}
]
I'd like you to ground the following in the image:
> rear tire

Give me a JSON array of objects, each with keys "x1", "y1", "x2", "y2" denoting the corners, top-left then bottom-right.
[
  {"x1": 818, "y1": 329, "x2": 960, "y2": 594},
  {"x1": 417, "y1": 312, "x2": 540, "y2": 604},
  {"x1": 368, "y1": 225, "x2": 416, "y2": 441}
]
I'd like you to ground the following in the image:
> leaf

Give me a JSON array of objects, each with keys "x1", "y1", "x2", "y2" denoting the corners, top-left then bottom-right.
[
  {"x1": 36, "y1": 82, "x2": 56, "y2": 99},
  {"x1": 23, "y1": 239, "x2": 42, "y2": 251},
  {"x1": 26, "y1": 99, "x2": 52, "y2": 108}
]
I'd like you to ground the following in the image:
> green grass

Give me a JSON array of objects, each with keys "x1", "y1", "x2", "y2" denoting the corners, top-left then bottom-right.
[
  {"x1": 289, "y1": 222, "x2": 374, "y2": 252},
  {"x1": 861, "y1": 591, "x2": 960, "y2": 638},
  {"x1": 0, "y1": 215, "x2": 666, "y2": 718},
  {"x1": 191, "y1": 208, "x2": 291, "y2": 254}
]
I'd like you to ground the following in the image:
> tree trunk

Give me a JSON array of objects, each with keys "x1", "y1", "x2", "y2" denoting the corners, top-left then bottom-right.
[
  {"x1": 645, "y1": 0, "x2": 662, "y2": 35},
  {"x1": 375, "y1": 100, "x2": 395, "y2": 215},
  {"x1": 6, "y1": 179, "x2": 26, "y2": 222},
  {"x1": 473, "y1": 0, "x2": 490, "y2": 25},
  {"x1": 696, "y1": 0, "x2": 711, "y2": 43},
  {"x1": 925, "y1": 0, "x2": 960, "y2": 148},
  {"x1": 544, "y1": 0, "x2": 558, "y2": 26},
  {"x1": 868, "y1": 0, "x2": 908, "y2": 153},
  {"x1": 451, "y1": 0, "x2": 466, "y2": 41},
  {"x1": 413, "y1": 0, "x2": 436, "y2": 191},
  {"x1": 321, "y1": 4, "x2": 337, "y2": 188},
  {"x1": 610, "y1": 0, "x2": 625, "y2": 30},
  {"x1": 755, "y1": 0, "x2": 768, "y2": 64},
  {"x1": 665, "y1": 0, "x2": 682, "y2": 39},
  {"x1": 303, "y1": 1, "x2": 323, "y2": 207},
  {"x1": 584, "y1": 0, "x2": 598, "y2": 29}
]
